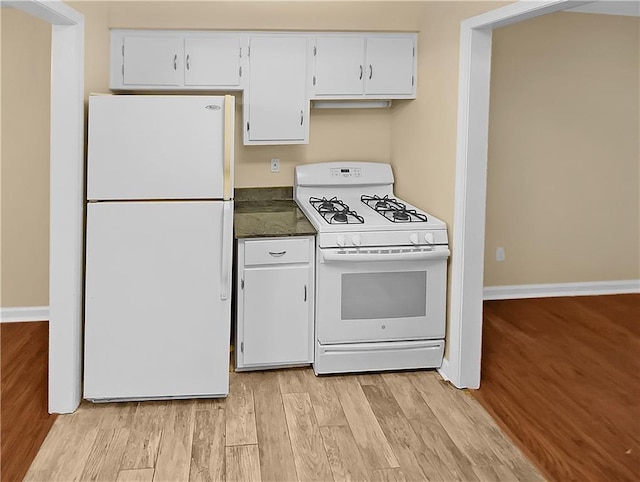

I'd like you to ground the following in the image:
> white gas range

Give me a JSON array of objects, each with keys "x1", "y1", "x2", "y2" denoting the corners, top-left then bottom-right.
[{"x1": 294, "y1": 162, "x2": 450, "y2": 375}]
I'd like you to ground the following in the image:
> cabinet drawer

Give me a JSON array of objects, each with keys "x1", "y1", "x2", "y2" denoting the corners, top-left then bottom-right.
[{"x1": 244, "y1": 238, "x2": 310, "y2": 266}]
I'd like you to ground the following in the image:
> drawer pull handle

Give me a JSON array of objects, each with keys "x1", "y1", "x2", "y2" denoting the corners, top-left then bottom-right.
[
  {"x1": 304, "y1": 284, "x2": 307, "y2": 302},
  {"x1": 269, "y1": 250, "x2": 286, "y2": 257}
]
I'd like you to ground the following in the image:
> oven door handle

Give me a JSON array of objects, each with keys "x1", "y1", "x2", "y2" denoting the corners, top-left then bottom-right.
[{"x1": 321, "y1": 247, "x2": 450, "y2": 263}]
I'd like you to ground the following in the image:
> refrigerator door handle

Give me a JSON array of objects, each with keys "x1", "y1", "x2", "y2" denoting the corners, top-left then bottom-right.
[{"x1": 220, "y1": 202, "x2": 233, "y2": 300}]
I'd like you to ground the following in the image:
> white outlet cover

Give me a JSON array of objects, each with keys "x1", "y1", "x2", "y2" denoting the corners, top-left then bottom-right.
[{"x1": 271, "y1": 158, "x2": 280, "y2": 172}]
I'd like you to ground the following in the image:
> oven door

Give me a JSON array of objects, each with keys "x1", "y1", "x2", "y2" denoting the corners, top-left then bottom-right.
[{"x1": 316, "y1": 246, "x2": 449, "y2": 344}]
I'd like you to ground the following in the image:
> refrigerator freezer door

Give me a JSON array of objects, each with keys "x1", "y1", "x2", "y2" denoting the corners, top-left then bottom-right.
[
  {"x1": 84, "y1": 201, "x2": 232, "y2": 400},
  {"x1": 87, "y1": 95, "x2": 231, "y2": 200}
]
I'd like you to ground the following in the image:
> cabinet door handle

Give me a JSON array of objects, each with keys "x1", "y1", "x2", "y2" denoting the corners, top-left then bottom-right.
[
  {"x1": 186, "y1": 54, "x2": 190, "y2": 70},
  {"x1": 359, "y1": 65, "x2": 363, "y2": 80},
  {"x1": 304, "y1": 285, "x2": 307, "y2": 302},
  {"x1": 269, "y1": 250, "x2": 286, "y2": 257},
  {"x1": 173, "y1": 54, "x2": 178, "y2": 70},
  {"x1": 369, "y1": 64, "x2": 373, "y2": 79},
  {"x1": 300, "y1": 110, "x2": 304, "y2": 126}
]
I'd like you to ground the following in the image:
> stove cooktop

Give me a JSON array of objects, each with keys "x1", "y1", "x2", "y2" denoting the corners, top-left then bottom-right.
[
  {"x1": 309, "y1": 194, "x2": 431, "y2": 226},
  {"x1": 294, "y1": 162, "x2": 449, "y2": 247},
  {"x1": 360, "y1": 194, "x2": 429, "y2": 223},
  {"x1": 309, "y1": 197, "x2": 364, "y2": 225},
  {"x1": 302, "y1": 192, "x2": 440, "y2": 230}
]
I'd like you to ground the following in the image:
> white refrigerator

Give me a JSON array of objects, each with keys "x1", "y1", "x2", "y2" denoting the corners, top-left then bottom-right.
[{"x1": 84, "y1": 94, "x2": 235, "y2": 401}]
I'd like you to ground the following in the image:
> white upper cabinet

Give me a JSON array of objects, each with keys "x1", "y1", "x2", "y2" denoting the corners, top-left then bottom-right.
[
  {"x1": 313, "y1": 34, "x2": 417, "y2": 99},
  {"x1": 111, "y1": 30, "x2": 244, "y2": 90},
  {"x1": 184, "y1": 37, "x2": 242, "y2": 87},
  {"x1": 244, "y1": 36, "x2": 309, "y2": 145},
  {"x1": 109, "y1": 30, "x2": 418, "y2": 144},
  {"x1": 313, "y1": 37, "x2": 365, "y2": 96},
  {"x1": 122, "y1": 36, "x2": 183, "y2": 87},
  {"x1": 364, "y1": 37, "x2": 415, "y2": 96}
]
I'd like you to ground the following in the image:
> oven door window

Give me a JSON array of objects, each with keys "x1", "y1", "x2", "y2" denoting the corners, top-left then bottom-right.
[
  {"x1": 341, "y1": 271, "x2": 426, "y2": 320},
  {"x1": 316, "y1": 254, "x2": 447, "y2": 343}
]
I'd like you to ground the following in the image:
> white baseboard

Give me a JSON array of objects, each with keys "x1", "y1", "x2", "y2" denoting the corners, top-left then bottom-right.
[
  {"x1": 483, "y1": 280, "x2": 640, "y2": 300},
  {"x1": 0, "y1": 306, "x2": 50, "y2": 323}
]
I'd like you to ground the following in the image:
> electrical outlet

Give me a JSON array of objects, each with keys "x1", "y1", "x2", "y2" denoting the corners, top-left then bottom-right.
[
  {"x1": 270, "y1": 157, "x2": 280, "y2": 173},
  {"x1": 496, "y1": 247, "x2": 506, "y2": 262}
]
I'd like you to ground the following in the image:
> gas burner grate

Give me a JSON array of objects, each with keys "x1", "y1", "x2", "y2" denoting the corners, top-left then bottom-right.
[
  {"x1": 310, "y1": 196, "x2": 364, "y2": 224},
  {"x1": 310, "y1": 196, "x2": 348, "y2": 213},
  {"x1": 361, "y1": 194, "x2": 428, "y2": 223}
]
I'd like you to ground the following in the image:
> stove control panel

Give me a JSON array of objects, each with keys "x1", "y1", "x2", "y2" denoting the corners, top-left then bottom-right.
[
  {"x1": 411, "y1": 232, "x2": 435, "y2": 244},
  {"x1": 331, "y1": 167, "x2": 362, "y2": 178},
  {"x1": 337, "y1": 234, "x2": 361, "y2": 246},
  {"x1": 319, "y1": 230, "x2": 448, "y2": 249}
]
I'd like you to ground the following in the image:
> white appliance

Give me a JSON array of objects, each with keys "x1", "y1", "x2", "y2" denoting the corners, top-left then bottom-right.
[
  {"x1": 294, "y1": 162, "x2": 450, "y2": 374},
  {"x1": 84, "y1": 95, "x2": 235, "y2": 401}
]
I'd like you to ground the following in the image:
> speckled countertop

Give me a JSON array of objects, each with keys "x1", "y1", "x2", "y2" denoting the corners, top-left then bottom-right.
[{"x1": 234, "y1": 187, "x2": 316, "y2": 239}]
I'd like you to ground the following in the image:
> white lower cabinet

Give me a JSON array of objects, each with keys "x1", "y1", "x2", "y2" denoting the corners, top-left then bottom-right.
[{"x1": 235, "y1": 236, "x2": 315, "y2": 370}]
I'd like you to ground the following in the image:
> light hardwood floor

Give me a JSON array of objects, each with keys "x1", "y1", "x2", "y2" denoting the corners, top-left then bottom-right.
[{"x1": 25, "y1": 368, "x2": 541, "y2": 482}]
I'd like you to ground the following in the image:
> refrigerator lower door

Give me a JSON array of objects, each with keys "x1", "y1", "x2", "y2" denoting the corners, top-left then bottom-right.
[{"x1": 84, "y1": 201, "x2": 232, "y2": 401}]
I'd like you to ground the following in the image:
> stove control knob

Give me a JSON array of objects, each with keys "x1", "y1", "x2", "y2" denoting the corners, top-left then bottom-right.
[
  {"x1": 351, "y1": 234, "x2": 361, "y2": 246},
  {"x1": 410, "y1": 233, "x2": 420, "y2": 245},
  {"x1": 425, "y1": 232, "x2": 435, "y2": 244},
  {"x1": 337, "y1": 234, "x2": 346, "y2": 247}
]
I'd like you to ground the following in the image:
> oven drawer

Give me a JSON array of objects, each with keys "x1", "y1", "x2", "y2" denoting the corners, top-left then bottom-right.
[
  {"x1": 314, "y1": 340, "x2": 445, "y2": 374},
  {"x1": 244, "y1": 237, "x2": 311, "y2": 266}
]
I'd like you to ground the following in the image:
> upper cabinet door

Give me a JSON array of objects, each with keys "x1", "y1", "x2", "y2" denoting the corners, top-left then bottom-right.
[
  {"x1": 246, "y1": 36, "x2": 308, "y2": 144},
  {"x1": 184, "y1": 37, "x2": 242, "y2": 87},
  {"x1": 87, "y1": 95, "x2": 226, "y2": 200},
  {"x1": 314, "y1": 37, "x2": 365, "y2": 96},
  {"x1": 364, "y1": 37, "x2": 415, "y2": 96},
  {"x1": 122, "y1": 36, "x2": 183, "y2": 86}
]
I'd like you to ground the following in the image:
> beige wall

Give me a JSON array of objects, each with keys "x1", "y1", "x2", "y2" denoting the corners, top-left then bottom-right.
[
  {"x1": 484, "y1": 12, "x2": 640, "y2": 286},
  {"x1": 3, "y1": 2, "x2": 638, "y2": 309},
  {"x1": 1, "y1": 9, "x2": 51, "y2": 307},
  {"x1": 390, "y1": 1, "x2": 505, "y2": 225}
]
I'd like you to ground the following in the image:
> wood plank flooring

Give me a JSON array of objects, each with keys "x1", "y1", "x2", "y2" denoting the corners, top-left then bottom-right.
[
  {"x1": 1, "y1": 321, "x2": 57, "y2": 482},
  {"x1": 473, "y1": 294, "x2": 640, "y2": 482},
  {"x1": 25, "y1": 368, "x2": 540, "y2": 482}
]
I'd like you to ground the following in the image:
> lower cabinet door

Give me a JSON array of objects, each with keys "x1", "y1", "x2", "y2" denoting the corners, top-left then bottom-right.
[{"x1": 242, "y1": 264, "x2": 311, "y2": 366}]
